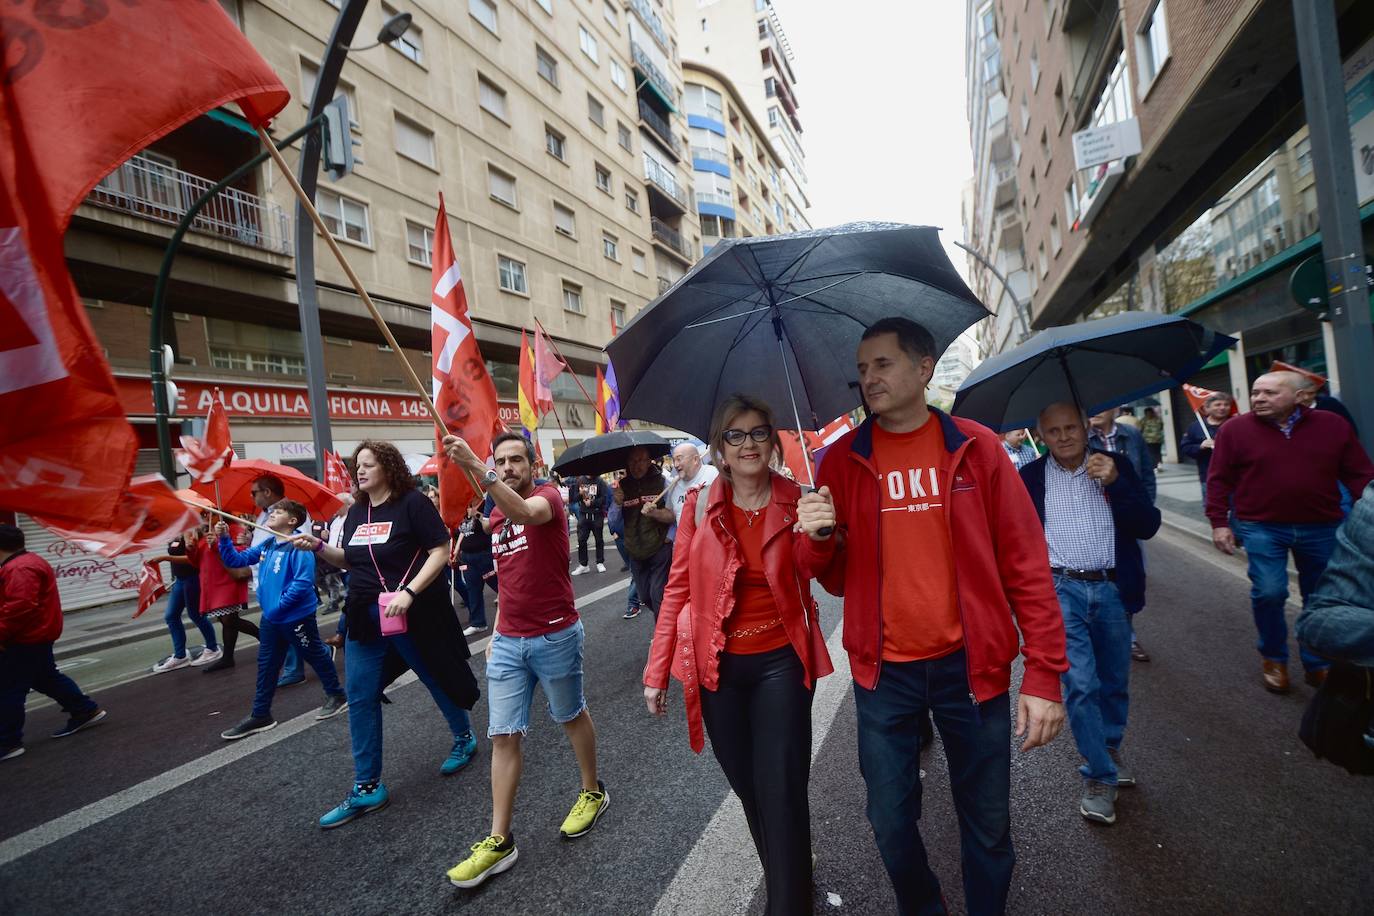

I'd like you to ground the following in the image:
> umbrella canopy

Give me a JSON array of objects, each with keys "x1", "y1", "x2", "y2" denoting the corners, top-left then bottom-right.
[
  {"x1": 552, "y1": 430, "x2": 672, "y2": 478},
  {"x1": 191, "y1": 458, "x2": 344, "y2": 521},
  {"x1": 606, "y1": 222, "x2": 989, "y2": 439},
  {"x1": 417, "y1": 455, "x2": 441, "y2": 476},
  {"x1": 952, "y1": 312, "x2": 1237, "y2": 432}
]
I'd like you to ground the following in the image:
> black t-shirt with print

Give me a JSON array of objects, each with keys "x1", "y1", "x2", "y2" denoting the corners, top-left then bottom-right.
[
  {"x1": 166, "y1": 536, "x2": 198, "y2": 580},
  {"x1": 341, "y1": 489, "x2": 449, "y2": 599}
]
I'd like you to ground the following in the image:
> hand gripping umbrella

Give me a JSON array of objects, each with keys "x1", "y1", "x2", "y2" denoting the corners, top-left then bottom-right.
[{"x1": 605, "y1": 222, "x2": 989, "y2": 484}]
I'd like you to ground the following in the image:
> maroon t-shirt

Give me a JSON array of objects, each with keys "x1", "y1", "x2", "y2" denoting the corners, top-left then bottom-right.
[{"x1": 490, "y1": 483, "x2": 578, "y2": 637}]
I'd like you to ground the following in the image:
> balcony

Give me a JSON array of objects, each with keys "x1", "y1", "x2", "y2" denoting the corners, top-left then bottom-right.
[
  {"x1": 987, "y1": 115, "x2": 1012, "y2": 164},
  {"x1": 994, "y1": 165, "x2": 1017, "y2": 208},
  {"x1": 994, "y1": 210, "x2": 1023, "y2": 251},
  {"x1": 631, "y1": 41, "x2": 678, "y2": 112},
  {"x1": 1069, "y1": 0, "x2": 1121, "y2": 124},
  {"x1": 651, "y1": 218, "x2": 693, "y2": 263},
  {"x1": 637, "y1": 98, "x2": 681, "y2": 158},
  {"x1": 691, "y1": 146, "x2": 730, "y2": 169},
  {"x1": 643, "y1": 153, "x2": 688, "y2": 212},
  {"x1": 697, "y1": 191, "x2": 732, "y2": 208},
  {"x1": 628, "y1": 0, "x2": 670, "y2": 52},
  {"x1": 88, "y1": 154, "x2": 292, "y2": 255}
]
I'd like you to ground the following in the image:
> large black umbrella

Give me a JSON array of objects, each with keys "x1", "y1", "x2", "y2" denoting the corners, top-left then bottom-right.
[
  {"x1": 552, "y1": 430, "x2": 671, "y2": 478},
  {"x1": 952, "y1": 312, "x2": 1237, "y2": 432},
  {"x1": 605, "y1": 223, "x2": 989, "y2": 466}
]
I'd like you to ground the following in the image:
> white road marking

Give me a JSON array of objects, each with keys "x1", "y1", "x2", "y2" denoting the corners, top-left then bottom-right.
[
  {"x1": 651, "y1": 618, "x2": 851, "y2": 916},
  {"x1": 0, "y1": 580, "x2": 629, "y2": 869}
]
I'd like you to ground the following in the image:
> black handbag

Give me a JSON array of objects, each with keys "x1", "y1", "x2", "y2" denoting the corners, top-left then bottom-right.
[{"x1": 1299, "y1": 663, "x2": 1374, "y2": 776}]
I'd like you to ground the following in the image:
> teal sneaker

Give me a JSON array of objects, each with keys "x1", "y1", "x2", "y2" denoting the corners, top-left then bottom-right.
[
  {"x1": 319, "y1": 783, "x2": 389, "y2": 829},
  {"x1": 440, "y1": 732, "x2": 478, "y2": 776}
]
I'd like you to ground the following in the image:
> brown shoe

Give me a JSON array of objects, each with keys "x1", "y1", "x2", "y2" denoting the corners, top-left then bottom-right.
[
  {"x1": 1261, "y1": 660, "x2": 1290, "y2": 693},
  {"x1": 1303, "y1": 667, "x2": 1329, "y2": 688}
]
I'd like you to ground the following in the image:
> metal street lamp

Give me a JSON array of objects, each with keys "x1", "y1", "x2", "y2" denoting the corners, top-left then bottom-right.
[
  {"x1": 953, "y1": 240, "x2": 1031, "y2": 350},
  {"x1": 343, "y1": 12, "x2": 413, "y2": 52}
]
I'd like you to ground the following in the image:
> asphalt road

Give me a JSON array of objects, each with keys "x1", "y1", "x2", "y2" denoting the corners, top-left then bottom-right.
[{"x1": 2, "y1": 532, "x2": 1371, "y2": 915}]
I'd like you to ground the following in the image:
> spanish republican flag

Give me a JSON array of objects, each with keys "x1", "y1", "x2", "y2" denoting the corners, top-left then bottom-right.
[
  {"x1": 518, "y1": 329, "x2": 541, "y2": 434},
  {"x1": 595, "y1": 369, "x2": 612, "y2": 434}
]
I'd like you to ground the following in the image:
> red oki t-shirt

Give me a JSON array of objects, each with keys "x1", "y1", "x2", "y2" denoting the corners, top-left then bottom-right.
[{"x1": 490, "y1": 483, "x2": 578, "y2": 637}]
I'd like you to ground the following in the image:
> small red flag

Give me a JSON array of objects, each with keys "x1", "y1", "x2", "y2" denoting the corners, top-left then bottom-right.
[
  {"x1": 1182, "y1": 384, "x2": 1238, "y2": 415},
  {"x1": 323, "y1": 450, "x2": 352, "y2": 493},
  {"x1": 533, "y1": 324, "x2": 567, "y2": 415},
  {"x1": 31, "y1": 475, "x2": 202, "y2": 558},
  {"x1": 176, "y1": 391, "x2": 234, "y2": 484},
  {"x1": 429, "y1": 194, "x2": 501, "y2": 528},
  {"x1": 134, "y1": 561, "x2": 169, "y2": 619}
]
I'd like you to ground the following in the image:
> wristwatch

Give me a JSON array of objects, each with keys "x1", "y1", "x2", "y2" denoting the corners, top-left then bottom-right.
[
  {"x1": 482, "y1": 468, "x2": 499, "y2": 488},
  {"x1": 401, "y1": 585, "x2": 417, "y2": 599}
]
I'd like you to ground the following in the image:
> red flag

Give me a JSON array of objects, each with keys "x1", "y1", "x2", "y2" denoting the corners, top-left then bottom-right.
[
  {"x1": 0, "y1": 3, "x2": 288, "y2": 527},
  {"x1": 1182, "y1": 384, "x2": 1238, "y2": 415},
  {"x1": 1270, "y1": 360, "x2": 1326, "y2": 390},
  {"x1": 30, "y1": 475, "x2": 202, "y2": 558},
  {"x1": 134, "y1": 561, "x2": 169, "y2": 619},
  {"x1": 533, "y1": 323, "x2": 567, "y2": 414},
  {"x1": 323, "y1": 450, "x2": 352, "y2": 493},
  {"x1": 176, "y1": 391, "x2": 234, "y2": 484},
  {"x1": 430, "y1": 194, "x2": 501, "y2": 528}
]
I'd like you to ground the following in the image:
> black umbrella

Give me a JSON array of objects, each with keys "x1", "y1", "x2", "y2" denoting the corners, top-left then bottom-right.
[
  {"x1": 552, "y1": 430, "x2": 671, "y2": 478},
  {"x1": 951, "y1": 311, "x2": 1237, "y2": 432},
  {"x1": 605, "y1": 222, "x2": 989, "y2": 482}
]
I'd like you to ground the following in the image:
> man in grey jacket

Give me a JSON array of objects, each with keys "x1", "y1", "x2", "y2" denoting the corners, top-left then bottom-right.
[{"x1": 1297, "y1": 482, "x2": 1374, "y2": 666}]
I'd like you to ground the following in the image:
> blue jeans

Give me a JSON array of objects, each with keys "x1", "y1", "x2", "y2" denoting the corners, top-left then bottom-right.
[
  {"x1": 1232, "y1": 519, "x2": 1338, "y2": 672},
  {"x1": 251, "y1": 616, "x2": 343, "y2": 718},
  {"x1": 344, "y1": 606, "x2": 473, "y2": 783},
  {"x1": 613, "y1": 538, "x2": 639, "y2": 609},
  {"x1": 460, "y1": 551, "x2": 497, "y2": 628},
  {"x1": 1054, "y1": 576, "x2": 1132, "y2": 785},
  {"x1": 0, "y1": 642, "x2": 98, "y2": 747},
  {"x1": 854, "y1": 650, "x2": 1013, "y2": 916},
  {"x1": 164, "y1": 577, "x2": 216, "y2": 657},
  {"x1": 486, "y1": 619, "x2": 587, "y2": 736}
]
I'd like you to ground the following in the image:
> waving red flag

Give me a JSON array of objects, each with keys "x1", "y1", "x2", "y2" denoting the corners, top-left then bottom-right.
[
  {"x1": 176, "y1": 391, "x2": 235, "y2": 484},
  {"x1": 0, "y1": 2, "x2": 288, "y2": 527},
  {"x1": 533, "y1": 323, "x2": 567, "y2": 415},
  {"x1": 31, "y1": 475, "x2": 203, "y2": 558},
  {"x1": 323, "y1": 450, "x2": 352, "y2": 493},
  {"x1": 134, "y1": 562, "x2": 169, "y2": 620},
  {"x1": 429, "y1": 194, "x2": 501, "y2": 528}
]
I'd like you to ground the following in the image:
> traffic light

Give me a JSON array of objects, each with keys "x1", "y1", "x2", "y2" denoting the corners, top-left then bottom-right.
[
  {"x1": 161, "y1": 343, "x2": 179, "y2": 416},
  {"x1": 321, "y1": 95, "x2": 361, "y2": 180}
]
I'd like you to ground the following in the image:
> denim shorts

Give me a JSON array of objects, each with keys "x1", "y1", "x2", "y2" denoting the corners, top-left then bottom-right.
[{"x1": 486, "y1": 618, "x2": 586, "y2": 737}]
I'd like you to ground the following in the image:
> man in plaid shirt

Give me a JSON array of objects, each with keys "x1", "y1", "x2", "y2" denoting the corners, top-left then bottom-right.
[{"x1": 1019, "y1": 403, "x2": 1161, "y2": 826}]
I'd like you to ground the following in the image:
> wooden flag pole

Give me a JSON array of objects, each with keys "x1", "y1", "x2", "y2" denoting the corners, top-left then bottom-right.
[
  {"x1": 179, "y1": 498, "x2": 277, "y2": 536},
  {"x1": 256, "y1": 127, "x2": 482, "y2": 493},
  {"x1": 533, "y1": 318, "x2": 609, "y2": 431}
]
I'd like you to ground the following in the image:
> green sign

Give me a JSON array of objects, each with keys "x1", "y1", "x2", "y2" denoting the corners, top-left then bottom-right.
[{"x1": 1289, "y1": 255, "x2": 1328, "y2": 313}]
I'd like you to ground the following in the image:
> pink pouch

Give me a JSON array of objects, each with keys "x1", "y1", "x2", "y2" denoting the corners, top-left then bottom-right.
[{"x1": 378, "y1": 591, "x2": 408, "y2": 635}]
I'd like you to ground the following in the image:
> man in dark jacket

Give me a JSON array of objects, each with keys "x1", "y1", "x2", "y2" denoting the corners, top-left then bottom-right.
[
  {"x1": 0, "y1": 525, "x2": 106, "y2": 760},
  {"x1": 1021, "y1": 403, "x2": 1161, "y2": 825},
  {"x1": 571, "y1": 475, "x2": 609, "y2": 575}
]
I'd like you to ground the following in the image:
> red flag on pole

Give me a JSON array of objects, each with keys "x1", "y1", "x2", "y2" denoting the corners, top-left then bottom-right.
[
  {"x1": 533, "y1": 323, "x2": 568, "y2": 414},
  {"x1": 323, "y1": 450, "x2": 352, "y2": 494},
  {"x1": 31, "y1": 475, "x2": 203, "y2": 558},
  {"x1": 430, "y1": 194, "x2": 501, "y2": 528},
  {"x1": 134, "y1": 561, "x2": 169, "y2": 619},
  {"x1": 1182, "y1": 384, "x2": 1238, "y2": 414},
  {"x1": 0, "y1": 2, "x2": 288, "y2": 527},
  {"x1": 176, "y1": 390, "x2": 234, "y2": 484}
]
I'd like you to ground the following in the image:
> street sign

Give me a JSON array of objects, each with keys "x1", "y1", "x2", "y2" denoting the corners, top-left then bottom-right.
[
  {"x1": 1072, "y1": 118, "x2": 1142, "y2": 171},
  {"x1": 1290, "y1": 254, "x2": 1329, "y2": 313}
]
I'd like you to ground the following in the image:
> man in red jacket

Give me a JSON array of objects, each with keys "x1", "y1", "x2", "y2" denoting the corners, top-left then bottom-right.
[
  {"x1": 0, "y1": 525, "x2": 106, "y2": 760},
  {"x1": 1207, "y1": 370, "x2": 1374, "y2": 693},
  {"x1": 798, "y1": 317, "x2": 1068, "y2": 916}
]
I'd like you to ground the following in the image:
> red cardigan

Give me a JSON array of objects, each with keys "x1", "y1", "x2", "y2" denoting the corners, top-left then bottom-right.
[
  {"x1": 815, "y1": 411, "x2": 1067, "y2": 703},
  {"x1": 0, "y1": 551, "x2": 64, "y2": 646},
  {"x1": 643, "y1": 473, "x2": 836, "y2": 753}
]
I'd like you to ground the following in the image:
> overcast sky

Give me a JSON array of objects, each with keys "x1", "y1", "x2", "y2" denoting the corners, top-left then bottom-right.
[{"x1": 771, "y1": 0, "x2": 974, "y2": 282}]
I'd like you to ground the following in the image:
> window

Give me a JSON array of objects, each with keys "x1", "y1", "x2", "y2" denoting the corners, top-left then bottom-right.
[
  {"x1": 534, "y1": 0, "x2": 551, "y2": 13},
  {"x1": 545, "y1": 125, "x2": 566, "y2": 160},
  {"x1": 603, "y1": 0, "x2": 618, "y2": 28},
  {"x1": 602, "y1": 232, "x2": 619, "y2": 261},
  {"x1": 1137, "y1": 1, "x2": 1170, "y2": 90},
  {"x1": 617, "y1": 121, "x2": 633, "y2": 151},
  {"x1": 588, "y1": 94, "x2": 605, "y2": 129},
  {"x1": 316, "y1": 189, "x2": 370, "y2": 244},
  {"x1": 478, "y1": 76, "x2": 508, "y2": 120},
  {"x1": 1019, "y1": 93, "x2": 1029, "y2": 133},
  {"x1": 562, "y1": 282, "x2": 584, "y2": 314},
  {"x1": 610, "y1": 59, "x2": 627, "y2": 91},
  {"x1": 488, "y1": 166, "x2": 517, "y2": 207},
  {"x1": 625, "y1": 188, "x2": 640, "y2": 213},
  {"x1": 536, "y1": 46, "x2": 559, "y2": 87},
  {"x1": 1294, "y1": 137, "x2": 1313, "y2": 179},
  {"x1": 610, "y1": 300, "x2": 626, "y2": 330},
  {"x1": 405, "y1": 220, "x2": 434, "y2": 265},
  {"x1": 377, "y1": 343, "x2": 394, "y2": 352},
  {"x1": 385, "y1": 6, "x2": 423, "y2": 63},
  {"x1": 1037, "y1": 242, "x2": 1048, "y2": 277},
  {"x1": 595, "y1": 163, "x2": 612, "y2": 193},
  {"x1": 1053, "y1": 77, "x2": 1066, "y2": 124},
  {"x1": 213, "y1": 349, "x2": 306, "y2": 376},
  {"x1": 553, "y1": 202, "x2": 576, "y2": 237},
  {"x1": 1050, "y1": 213, "x2": 1062, "y2": 254},
  {"x1": 1029, "y1": 44, "x2": 1040, "y2": 89},
  {"x1": 207, "y1": 319, "x2": 306, "y2": 377},
  {"x1": 300, "y1": 60, "x2": 359, "y2": 129},
  {"x1": 579, "y1": 25, "x2": 599, "y2": 63},
  {"x1": 469, "y1": 0, "x2": 498, "y2": 34},
  {"x1": 684, "y1": 83, "x2": 724, "y2": 121},
  {"x1": 631, "y1": 248, "x2": 647, "y2": 275},
  {"x1": 497, "y1": 255, "x2": 528, "y2": 294},
  {"x1": 393, "y1": 115, "x2": 435, "y2": 167},
  {"x1": 1040, "y1": 128, "x2": 1050, "y2": 165},
  {"x1": 1065, "y1": 180, "x2": 1081, "y2": 227}
]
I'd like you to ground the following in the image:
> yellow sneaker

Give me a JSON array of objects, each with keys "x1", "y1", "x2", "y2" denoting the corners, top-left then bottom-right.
[
  {"x1": 559, "y1": 780, "x2": 610, "y2": 839},
  {"x1": 446, "y1": 835, "x2": 518, "y2": 888}
]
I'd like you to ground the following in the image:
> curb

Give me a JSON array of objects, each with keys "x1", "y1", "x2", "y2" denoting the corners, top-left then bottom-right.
[{"x1": 54, "y1": 603, "x2": 264, "y2": 662}]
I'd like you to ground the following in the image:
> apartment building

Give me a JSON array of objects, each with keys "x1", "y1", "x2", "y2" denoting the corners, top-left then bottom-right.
[
  {"x1": 674, "y1": 0, "x2": 810, "y2": 232},
  {"x1": 682, "y1": 63, "x2": 808, "y2": 253}
]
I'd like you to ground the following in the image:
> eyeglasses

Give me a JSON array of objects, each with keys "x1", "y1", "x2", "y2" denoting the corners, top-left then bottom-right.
[{"x1": 722, "y1": 425, "x2": 773, "y2": 447}]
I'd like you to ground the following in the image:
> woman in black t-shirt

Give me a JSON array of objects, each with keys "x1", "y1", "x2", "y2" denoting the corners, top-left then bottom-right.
[{"x1": 293, "y1": 440, "x2": 480, "y2": 830}]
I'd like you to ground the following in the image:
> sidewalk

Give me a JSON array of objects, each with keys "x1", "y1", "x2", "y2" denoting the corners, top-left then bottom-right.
[
  {"x1": 1154, "y1": 462, "x2": 1212, "y2": 543},
  {"x1": 53, "y1": 596, "x2": 265, "y2": 662}
]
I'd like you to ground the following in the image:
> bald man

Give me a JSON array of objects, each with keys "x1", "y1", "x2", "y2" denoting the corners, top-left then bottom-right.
[
  {"x1": 1206, "y1": 371, "x2": 1374, "y2": 694},
  {"x1": 662, "y1": 443, "x2": 718, "y2": 538}
]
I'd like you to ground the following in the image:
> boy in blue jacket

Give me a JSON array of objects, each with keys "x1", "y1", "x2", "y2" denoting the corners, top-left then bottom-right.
[{"x1": 215, "y1": 500, "x2": 347, "y2": 739}]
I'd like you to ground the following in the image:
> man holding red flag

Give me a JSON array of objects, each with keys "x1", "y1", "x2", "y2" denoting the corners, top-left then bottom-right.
[
  {"x1": 0, "y1": 1, "x2": 288, "y2": 534},
  {"x1": 430, "y1": 195, "x2": 502, "y2": 530}
]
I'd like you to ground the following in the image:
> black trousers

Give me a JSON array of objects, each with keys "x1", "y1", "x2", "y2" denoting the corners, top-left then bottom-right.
[
  {"x1": 700, "y1": 645, "x2": 814, "y2": 916},
  {"x1": 577, "y1": 515, "x2": 605, "y2": 567},
  {"x1": 627, "y1": 542, "x2": 673, "y2": 618}
]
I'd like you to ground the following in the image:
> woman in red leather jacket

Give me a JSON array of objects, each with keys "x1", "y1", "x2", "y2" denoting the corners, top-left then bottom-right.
[{"x1": 643, "y1": 394, "x2": 836, "y2": 915}]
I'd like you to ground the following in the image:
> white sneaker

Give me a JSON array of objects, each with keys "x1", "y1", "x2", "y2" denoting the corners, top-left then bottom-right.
[
  {"x1": 152, "y1": 654, "x2": 191, "y2": 674},
  {"x1": 190, "y1": 647, "x2": 223, "y2": 667},
  {"x1": 571, "y1": 565, "x2": 590, "y2": 576},
  {"x1": 462, "y1": 624, "x2": 488, "y2": 637},
  {"x1": 595, "y1": 563, "x2": 606, "y2": 573}
]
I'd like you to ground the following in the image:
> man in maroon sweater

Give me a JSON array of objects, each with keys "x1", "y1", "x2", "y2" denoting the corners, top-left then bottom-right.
[{"x1": 1206, "y1": 372, "x2": 1374, "y2": 693}]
